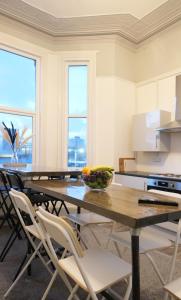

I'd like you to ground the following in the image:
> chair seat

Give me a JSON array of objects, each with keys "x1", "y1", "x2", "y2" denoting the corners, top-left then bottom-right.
[
  {"x1": 155, "y1": 221, "x2": 178, "y2": 232},
  {"x1": 110, "y1": 228, "x2": 172, "y2": 254},
  {"x1": 148, "y1": 189, "x2": 181, "y2": 242},
  {"x1": 59, "y1": 248, "x2": 131, "y2": 293},
  {"x1": 164, "y1": 277, "x2": 181, "y2": 299},
  {"x1": 151, "y1": 222, "x2": 180, "y2": 242},
  {"x1": 66, "y1": 212, "x2": 112, "y2": 226}
]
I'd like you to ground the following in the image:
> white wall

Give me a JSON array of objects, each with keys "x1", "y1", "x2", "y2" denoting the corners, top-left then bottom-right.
[
  {"x1": 55, "y1": 37, "x2": 136, "y2": 169},
  {"x1": 0, "y1": 19, "x2": 136, "y2": 170},
  {"x1": 135, "y1": 138, "x2": 181, "y2": 173},
  {"x1": 95, "y1": 76, "x2": 115, "y2": 166},
  {"x1": 43, "y1": 53, "x2": 60, "y2": 167},
  {"x1": 114, "y1": 78, "x2": 135, "y2": 167},
  {"x1": 136, "y1": 20, "x2": 181, "y2": 82}
]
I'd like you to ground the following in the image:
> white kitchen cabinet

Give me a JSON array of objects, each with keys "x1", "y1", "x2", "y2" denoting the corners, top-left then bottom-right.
[
  {"x1": 136, "y1": 76, "x2": 176, "y2": 118},
  {"x1": 158, "y1": 76, "x2": 175, "y2": 120},
  {"x1": 114, "y1": 174, "x2": 147, "y2": 191},
  {"x1": 132, "y1": 110, "x2": 171, "y2": 152},
  {"x1": 136, "y1": 82, "x2": 157, "y2": 114}
]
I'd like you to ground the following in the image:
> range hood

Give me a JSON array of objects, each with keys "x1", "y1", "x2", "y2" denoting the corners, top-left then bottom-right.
[{"x1": 157, "y1": 75, "x2": 181, "y2": 132}]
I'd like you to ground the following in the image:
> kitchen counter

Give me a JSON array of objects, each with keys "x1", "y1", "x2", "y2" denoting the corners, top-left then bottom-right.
[{"x1": 115, "y1": 171, "x2": 181, "y2": 182}]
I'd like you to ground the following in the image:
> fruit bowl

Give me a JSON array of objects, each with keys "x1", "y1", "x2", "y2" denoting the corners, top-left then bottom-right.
[{"x1": 82, "y1": 166, "x2": 114, "y2": 190}]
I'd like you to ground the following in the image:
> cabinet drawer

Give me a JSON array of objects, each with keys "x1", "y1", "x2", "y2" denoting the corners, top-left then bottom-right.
[{"x1": 115, "y1": 174, "x2": 147, "y2": 191}]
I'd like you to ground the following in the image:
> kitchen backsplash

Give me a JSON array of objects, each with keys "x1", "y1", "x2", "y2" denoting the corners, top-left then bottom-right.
[{"x1": 136, "y1": 133, "x2": 181, "y2": 173}]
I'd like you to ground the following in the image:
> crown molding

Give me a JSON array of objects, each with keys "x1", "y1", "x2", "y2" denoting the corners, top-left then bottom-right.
[{"x1": 0, "y1": 0, "x2": 181, "y2": 44}]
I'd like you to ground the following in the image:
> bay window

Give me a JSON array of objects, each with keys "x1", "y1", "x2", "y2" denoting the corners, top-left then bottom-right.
[
  {"x1": 67, "y1": 65, "x2": 88, "y2": 168},
  {"x1": 0, "y1": 48, "x2": 37, "y2": 164}
]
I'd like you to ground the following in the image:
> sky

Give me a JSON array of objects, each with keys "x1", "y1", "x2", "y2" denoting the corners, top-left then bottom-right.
[
  {"x1": 0, "y1": 49, "x2": 36, "y2": 111},
  {"x1": 68, "y1": 65, "x2": 88, "y2": 116}
]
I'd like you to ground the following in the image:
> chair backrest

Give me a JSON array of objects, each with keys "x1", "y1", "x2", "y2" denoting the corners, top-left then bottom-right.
[
  {"x1": 36, "y1": 207, "x2": 98, "y2": 300},
  {"x1": 0, "y1": 171, "x2": 8, "y2": 186},
  {"x1": 9, "y1": 189, "x2": 39, "y2": 233},
  {"x1": 0, "y1": 171, "x2": 9, "y2": 193},
  {"x1": 36, "y1": 207, "x2": 98, "y2": 298},
  {"x1": 6, "y1": 172, "x2": 24, "y2": 191},
  {"x1": 36, "y1": 207, "x2": 83, "y2": 258}
]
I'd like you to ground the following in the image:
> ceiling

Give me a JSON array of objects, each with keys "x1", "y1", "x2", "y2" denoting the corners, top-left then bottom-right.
[
  {"x1": 22, "y1": 0, "x2": 167, "y2": 19},
  {"x1": 0, "y1": 0, "x2": 181, "y2": 44}
]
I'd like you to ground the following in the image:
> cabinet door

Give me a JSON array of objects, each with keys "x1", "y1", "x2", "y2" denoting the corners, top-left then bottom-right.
[
  {"x1": 133, "y1": 111, "x2": 159, "y2": 151},
  {"x1": 158, "y1": 76, "x2": 175, "y2": 120},
  {"x1": 136, "y1": 82, "x2": 157, "y2": 114},
  {"x1": 114, "y1": 174, "x2": 147, "y2": 190},
  {"x1": 133, "y1": 110, "x2": 170, "y2": 152}
]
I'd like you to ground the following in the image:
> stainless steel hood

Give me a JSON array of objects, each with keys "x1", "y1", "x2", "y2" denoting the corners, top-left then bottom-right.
[
  {"x1": 157, "y1": 120, "x2": 181, "y2": 132},
  {"x1": 157, "y1": 75, "x2": 181, "y2": 132}
]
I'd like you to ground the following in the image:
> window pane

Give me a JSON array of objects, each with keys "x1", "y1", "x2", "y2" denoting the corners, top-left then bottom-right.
[
  {"x1": 0, "y1": 113, "x2": 33, "y2": 163},
  {"x1": 0, "y1": 49, "x2": 36, "y2": 111},
  {"x1": 68, "y1": 65, "x2": 88, "y2": 115},
  {"x1": 68, "y1": 118, "x2": 87, "y2": 168}
]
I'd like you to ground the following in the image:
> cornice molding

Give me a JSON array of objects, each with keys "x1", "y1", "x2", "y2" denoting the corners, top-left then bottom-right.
[{"x1": 0, "y1": 0, "x2": 181, "y2": 44}]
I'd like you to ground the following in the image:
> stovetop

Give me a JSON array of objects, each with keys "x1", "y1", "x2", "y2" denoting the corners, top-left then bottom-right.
[{"x1": 149, "y1": 173, "x2": 181, "y2": 179}]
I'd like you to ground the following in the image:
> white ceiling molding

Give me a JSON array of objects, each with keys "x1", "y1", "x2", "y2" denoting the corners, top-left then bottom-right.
[
  {"x1": 22, "y1": 0, "x2": 168, "y2": 19},
  {"x1": 0, "y1": 0, "x2": 181, "y2": 44}
]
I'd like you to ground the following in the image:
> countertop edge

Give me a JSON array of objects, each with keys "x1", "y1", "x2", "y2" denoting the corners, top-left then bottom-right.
[{"x1": 115, "y1": 171, "x2": 181, "y2": 182}]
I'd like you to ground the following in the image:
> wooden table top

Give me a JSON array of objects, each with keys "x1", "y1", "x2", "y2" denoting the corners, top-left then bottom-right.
[
  {"x1": 0, "y1": 164, "x2": 82, "y2": 177},
  {"x1": 25, "y1": 180, "x2": 181, "y2": 228}
]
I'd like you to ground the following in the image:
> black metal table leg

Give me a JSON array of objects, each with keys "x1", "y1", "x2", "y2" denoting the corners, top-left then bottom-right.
[{"x1": 131, "y1": 228, "x2": 141, "y2": 300}]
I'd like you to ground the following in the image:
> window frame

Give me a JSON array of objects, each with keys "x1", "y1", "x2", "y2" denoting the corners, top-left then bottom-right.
[
  {"x1": 0, "y1": 45, "x2": 40, "y2": 164},
  {"x1": 60, "y1": 52, "x2": 96, "y2": 169}
]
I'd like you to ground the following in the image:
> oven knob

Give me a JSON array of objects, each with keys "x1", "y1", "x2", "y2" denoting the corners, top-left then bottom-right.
[
  {"x1": 154, "y1": 181, "x2": 157, "y2": 185},
  {"x1": 170, "y1": 183, "x2": 175, "y2": 188}
]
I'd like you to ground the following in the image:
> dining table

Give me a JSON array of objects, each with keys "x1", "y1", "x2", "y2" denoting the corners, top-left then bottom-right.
[
  {"x1": 25, "y1": 178, "x2": 181, "y2": 300},
  {"x1": 0, "y1": 164, "x2": 82, "y2": 178}
]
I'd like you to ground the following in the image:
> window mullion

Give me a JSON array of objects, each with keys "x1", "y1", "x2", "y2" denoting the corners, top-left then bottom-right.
[
  {"x1": 0, "y1": 106, "x2": 35, "y2": 117},
  {"x1": 68, "y1": 115, "x2": 87, "y2": 118}
]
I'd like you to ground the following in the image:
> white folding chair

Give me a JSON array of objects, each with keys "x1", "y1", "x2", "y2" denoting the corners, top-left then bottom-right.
[
  {"x1": 65, "y1": 183, "x2": 123, "y2": 248},
  {"x1": 108, "y1": 223, "x2": 173, "y2": 284},
  {"x1": 164, "y1": 277, "x2": 181, "y2": 299},
  {"x1": 36, "y1": 207, "x2": 132, "y2": 300},
  {"x1": 148, "y1": 189, "x2": 181, "y2": 300},
  {"x1": 4, "y1": 189, "x2": 53, "y2": 299},
  {"x1": 4, "y1": 189, "x2": 82, "y2": 300},
  {"x1": 148, "y1": 189, "x2": 181, "y2": 242},
  {"x1": 66, "y1": 211, "x2": 112, "y2": 247}
]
